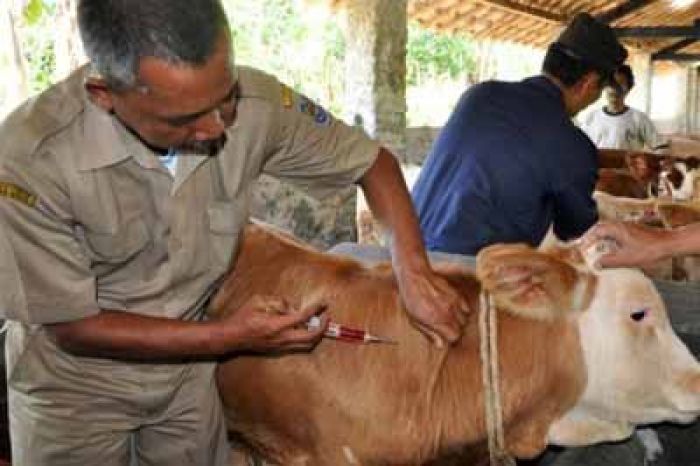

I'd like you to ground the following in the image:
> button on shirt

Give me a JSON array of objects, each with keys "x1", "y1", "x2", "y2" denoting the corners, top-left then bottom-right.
[
  {"x1": 0, "y1": 65, "x2": 379, "y2": 392},
  {"x1": 412, "y1": 76, "x2": 599, "y2": 255}
]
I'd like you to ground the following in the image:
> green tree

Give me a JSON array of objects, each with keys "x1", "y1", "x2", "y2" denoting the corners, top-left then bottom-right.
[
  {"x1": 5, "y1": 0, "x2": 481, "y2": 126},
  {"x1": 224, "y1": 0, "x2": 346, "y2": 114},
  {"x1": 407, "y1": 23, "x2": 477, "y2": 87},
  {"x1": 16, "y1": 0, "x2": 56, "y2": 93}
]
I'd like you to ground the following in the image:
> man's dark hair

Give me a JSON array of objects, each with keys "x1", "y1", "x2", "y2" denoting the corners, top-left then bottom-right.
[
  {"x1": 616, "y1": 64, "x2": 635, "y2": 90},
  {"x1": 78, "y1": 0, "x2": 230, "y2": 90},
  {"x1": 542, "y1": 43, "x2": 610, "y2": 88}
]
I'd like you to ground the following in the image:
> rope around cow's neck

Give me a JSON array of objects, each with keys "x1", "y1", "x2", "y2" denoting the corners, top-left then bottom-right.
[{"x1": 479, "y1": 291, "x2": 517, "y2": 466}]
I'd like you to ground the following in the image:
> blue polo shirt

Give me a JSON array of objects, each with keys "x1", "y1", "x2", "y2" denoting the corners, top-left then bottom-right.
[{"x1": 412, "y1": 76, "x2": 598, "y2": 255}]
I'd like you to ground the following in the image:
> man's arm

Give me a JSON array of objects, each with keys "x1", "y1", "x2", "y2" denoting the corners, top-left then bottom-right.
[
  {"x1": 581, "y1": 221, "x2": 700, "y2": 268},
  {"x1": 47, "y1": 296, "x2": 327, "y2": 360},
  {"x1": 358, "y1": 147, "x2": 467, "y2": 346}
]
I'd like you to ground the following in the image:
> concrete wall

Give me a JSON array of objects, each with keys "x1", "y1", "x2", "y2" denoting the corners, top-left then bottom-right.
[
  {"x1": 251, "y1": 0, "x2": 408, "y2": 249},
  {"x1": 405, "y1": 126, "x2": 441, "y2": 164},
  {"x1": 650, "y1": 61, "x2": 693, "y2": 135}
]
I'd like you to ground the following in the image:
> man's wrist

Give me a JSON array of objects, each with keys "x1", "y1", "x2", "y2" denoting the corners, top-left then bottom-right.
[
  {"x1": 202, "y1": 320, "x2": 239, "y2": 356},
  {"x1": 390, "y1": 242, "x2": 431, "y2": 275}
]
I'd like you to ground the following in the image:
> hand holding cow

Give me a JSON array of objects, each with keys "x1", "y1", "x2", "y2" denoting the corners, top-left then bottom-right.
[
  {"x1": 581, "y1": 221, "x2": 676, "y2": 268},
  {"x1": 394, "y1": 263, "x2": 469, "y2": 347},
  {"x1": 359, "y1": 147, "x2": 470, "y2": 347}
]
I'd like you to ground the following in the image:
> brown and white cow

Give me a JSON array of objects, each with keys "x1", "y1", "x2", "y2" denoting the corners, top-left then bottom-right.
[
  {"x1": 595, "y1": 151, "x2": 662, "y2": 199},
  {"x1": 593, "y1": 191, "x2": 662, "y2": 226},
  {"x1": 656, "y1": 202, "x2": 700, "y2": 282},
  {"x1": 210, "y1": 224, "x2": 700, "y2": 466}
]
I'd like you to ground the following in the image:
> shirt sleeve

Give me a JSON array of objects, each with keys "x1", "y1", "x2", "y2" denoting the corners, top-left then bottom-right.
[
  {"x1": 578, "y1": 111, "x2": 596, "y2": 141},
  {"x1": 0, "y1": 220, "x2": 26, "y2": 321},
  {"x1": 550, "y1": 134, "x2": 599, "y2": 240},
  {"x1": 262, "y1": 89, "x2": 380, "y2": 200},
  {"x1": 0, "y1": 164, "x2": 98, "y2": 324},
  {"x1": 639, "y1": 112, "x2": 668, "y2": 151}
]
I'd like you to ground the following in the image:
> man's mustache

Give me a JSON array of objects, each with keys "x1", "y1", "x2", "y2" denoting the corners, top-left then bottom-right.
[{"x1": 179, "y1": 134, "x2": 228, "y2": 156}]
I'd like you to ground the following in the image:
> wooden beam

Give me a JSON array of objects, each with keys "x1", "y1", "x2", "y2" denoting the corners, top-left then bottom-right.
[
  {"x1": 614, "y1": 23, "x2": 700, "y2": 38},
  {"x1": 652, "y1": 37, "x2": 698, "y2": 60},
  {"x1": 472, "y1": 0, "x2": 566, "y2": 25},
  {"x1": 596, "y1": 0, "x2": 657, "y2": 24},
  {"x1": 652, "y1": 53, "x2": 700, "y2": 62}
]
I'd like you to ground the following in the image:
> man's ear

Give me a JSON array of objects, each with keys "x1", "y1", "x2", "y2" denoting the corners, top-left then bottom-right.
[
  {"x1": 579, "y1": 71, "x2": 602, "y2": 96},
  {"x1": 84, "y1": 77, "x2": 115, "y2": 113},
  {"x1": 476, "y1": 244, "x2": 596, "y2": 320}
]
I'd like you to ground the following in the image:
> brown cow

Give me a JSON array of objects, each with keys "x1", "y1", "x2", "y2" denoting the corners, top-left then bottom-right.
[
  {"x1": 595, "y1": 151, "x2": 662, "y2": 199},
  {"x1": 211, "y1": 224, "x2": 700, "y2": 465},
  {"x1": 598, "y1": 148, "x2": 629, "y2": 170},
  {"x1": 657, "y1": 203, "x2": 700, "y2": 282},
  {"x1": 595, "y1": 169, "x2": 649, "y2": 199},
  {"x1": 593, "y1": 191, "x2": 660, "y2": 225}
]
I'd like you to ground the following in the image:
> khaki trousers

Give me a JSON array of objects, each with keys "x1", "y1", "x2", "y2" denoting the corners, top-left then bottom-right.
[{"x1": 6, "y1": 323, "x2": 230, "y2": 466}]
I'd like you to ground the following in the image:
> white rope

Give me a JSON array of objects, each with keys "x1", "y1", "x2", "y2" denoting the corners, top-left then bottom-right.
[{"x1": 479, "y1": 291, "x2": 517, "y2": 466}]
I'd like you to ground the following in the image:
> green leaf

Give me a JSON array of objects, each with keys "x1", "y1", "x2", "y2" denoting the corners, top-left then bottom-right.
[{"x1": 23, "y1": 0, "x2": 45, "y2": 26}]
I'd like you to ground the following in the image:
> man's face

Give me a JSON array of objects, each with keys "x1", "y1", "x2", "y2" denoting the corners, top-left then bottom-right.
[
  {"x1": 87, "y1": 33, "x2": 238, "y2": 155},
  {"x1": 580, "y1": 72, "x2": 608, "y2": 111},
  {"x1": 604, "y1": 72, "x2": 629, "y2": 108}
]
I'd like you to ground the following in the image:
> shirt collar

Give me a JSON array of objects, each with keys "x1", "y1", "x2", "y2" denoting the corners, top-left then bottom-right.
[
  {"x1": 79, "y1": 100, "x2": 132, "y2": 171},
  {"x1": 78, "y1": 92, "x2": 216, "y2": 190},
  {"x1": 525, "y1": 75, "x2": 568, "y2": 115},
  {"x1": 527, "y1": 75, "x2": 564, "y2": 101},
  {"x1": 79, "y1": 99, "x2": 168, "y2": 172}
]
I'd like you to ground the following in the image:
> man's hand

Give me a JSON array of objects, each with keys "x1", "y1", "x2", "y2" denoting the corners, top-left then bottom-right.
[
  {"x1": 396, "y1": 265, "x2": 469, "y2": 348},
  {"x1": 580, "y1": 221, "x2": 668, "y2": 268},
  {"x1": 218, "y1": 295, "x2": 328, "y2": 354}
]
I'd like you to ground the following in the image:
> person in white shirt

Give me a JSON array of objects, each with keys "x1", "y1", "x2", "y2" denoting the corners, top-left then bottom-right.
[{"x1": 582, "y1": 64, "x2": 668, "y2": 152}]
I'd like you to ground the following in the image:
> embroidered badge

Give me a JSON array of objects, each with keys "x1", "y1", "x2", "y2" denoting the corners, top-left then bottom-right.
[
  {"x1": 297, "y1": 96, "x2": 331, "y2": 127},
  {"x1": 0, "y1": 181, "x2": 54, "y2": 216},
  {"x1": 281, "y1": 85, "x2": 295, "y2": 109},
  {"x1": 0, "y1": 182, "x2": 38, "y2": 208}
]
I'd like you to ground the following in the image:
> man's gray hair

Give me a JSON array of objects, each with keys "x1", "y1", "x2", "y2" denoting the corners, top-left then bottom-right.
[{"x1": 78, "y1": 0, "x2": 230, "y2": 90}]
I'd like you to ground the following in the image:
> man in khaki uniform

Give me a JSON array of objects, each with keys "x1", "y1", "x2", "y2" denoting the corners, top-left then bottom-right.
[{"x1": 0, "y1": 0, "x2": 468, "y2": 465}]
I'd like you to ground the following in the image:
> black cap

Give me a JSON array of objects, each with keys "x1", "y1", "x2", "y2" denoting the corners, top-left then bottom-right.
[{"x1": 554, "y1": 12, "x2": 627, "y2": 74}]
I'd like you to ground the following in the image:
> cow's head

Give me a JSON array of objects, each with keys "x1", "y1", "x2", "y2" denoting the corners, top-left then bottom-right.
[{"x1": 477, "y1": 243, "x2": 700, "y2": 446}]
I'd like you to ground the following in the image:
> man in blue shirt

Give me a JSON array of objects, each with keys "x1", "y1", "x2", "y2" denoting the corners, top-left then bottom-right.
[{"x1": 412, "y1": 13, "x2": 627, "y2": 254}]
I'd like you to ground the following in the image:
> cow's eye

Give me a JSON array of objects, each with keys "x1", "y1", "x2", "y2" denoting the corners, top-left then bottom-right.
[{"x1": 630, "y1": 309, "x2": 648, "y2": 322}]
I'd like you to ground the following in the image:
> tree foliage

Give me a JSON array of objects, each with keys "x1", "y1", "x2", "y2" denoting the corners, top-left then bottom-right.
[
  {"x1": 5, "y1": 0, "x2": 480, "y2": 124},
  {"x1": 407, "y1": 24, "x2": 476, "y2": 86},
  {"x1": 224, "y1": 0, "x2": 346, "y2": 114},
  {"x1": 18, "y1": 0, "x2": 56, "y2": 93}
]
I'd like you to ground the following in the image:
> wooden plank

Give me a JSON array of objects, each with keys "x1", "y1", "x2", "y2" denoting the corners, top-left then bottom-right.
[
  {"x1": 652, "y1": 52, "x2": 700, "y2": 61},
  {"x1": 596, "y1": 0, "x2": 658, "y2": 24},
  {"x1": 615, "y1": 23, "x2": 700, "y2": 38},
  {"x1": 652, "y1": 37, "x2": 699, "y2": 59},
  {"x1": 472, "y1": 0, "x2": 566, "y2": 25}
]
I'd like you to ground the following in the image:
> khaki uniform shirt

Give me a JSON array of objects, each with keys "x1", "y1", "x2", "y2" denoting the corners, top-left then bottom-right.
[{"x1": 0, "y1": 65, "x2": 378, "y2": 394}]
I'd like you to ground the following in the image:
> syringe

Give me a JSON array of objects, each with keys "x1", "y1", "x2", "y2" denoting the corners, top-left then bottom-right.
[{"x1": 307, "y1": 316, "x2": 396, "y2": 344}]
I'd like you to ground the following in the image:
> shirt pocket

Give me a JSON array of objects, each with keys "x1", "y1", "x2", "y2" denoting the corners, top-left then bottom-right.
[
  {"x1": 78, "y1": 216, "x2": 151, "y2": 266},
  {"x1": 207, "y1": 198, "x2": 248, "y2": 273}
]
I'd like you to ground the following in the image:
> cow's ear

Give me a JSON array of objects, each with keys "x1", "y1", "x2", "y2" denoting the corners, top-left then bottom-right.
[
  {"x1": 476, "y1": 244, "x2": 596, "y2": 320},
  {"x1": 542, "y1": 244, "x2": 586, "y2": 267}
]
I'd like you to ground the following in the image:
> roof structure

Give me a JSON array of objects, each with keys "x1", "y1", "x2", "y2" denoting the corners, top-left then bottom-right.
[{"x1": 327, "y1": 0, "x2": 700, "y2": 61}]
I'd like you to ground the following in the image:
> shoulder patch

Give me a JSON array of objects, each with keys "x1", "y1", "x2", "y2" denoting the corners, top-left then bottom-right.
[
  {"x1": 0, "y1": 182, "x2": 38, "y2": 208},
  {"x1": 281, "y1": 85, "x2": 295, "y2": 109},
  {"x1": 296, "y1": 96, "x2": 331, "y2": 127},
  {"x1": 0, "y1": 181, "x2": 53, "y2": 216}
]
